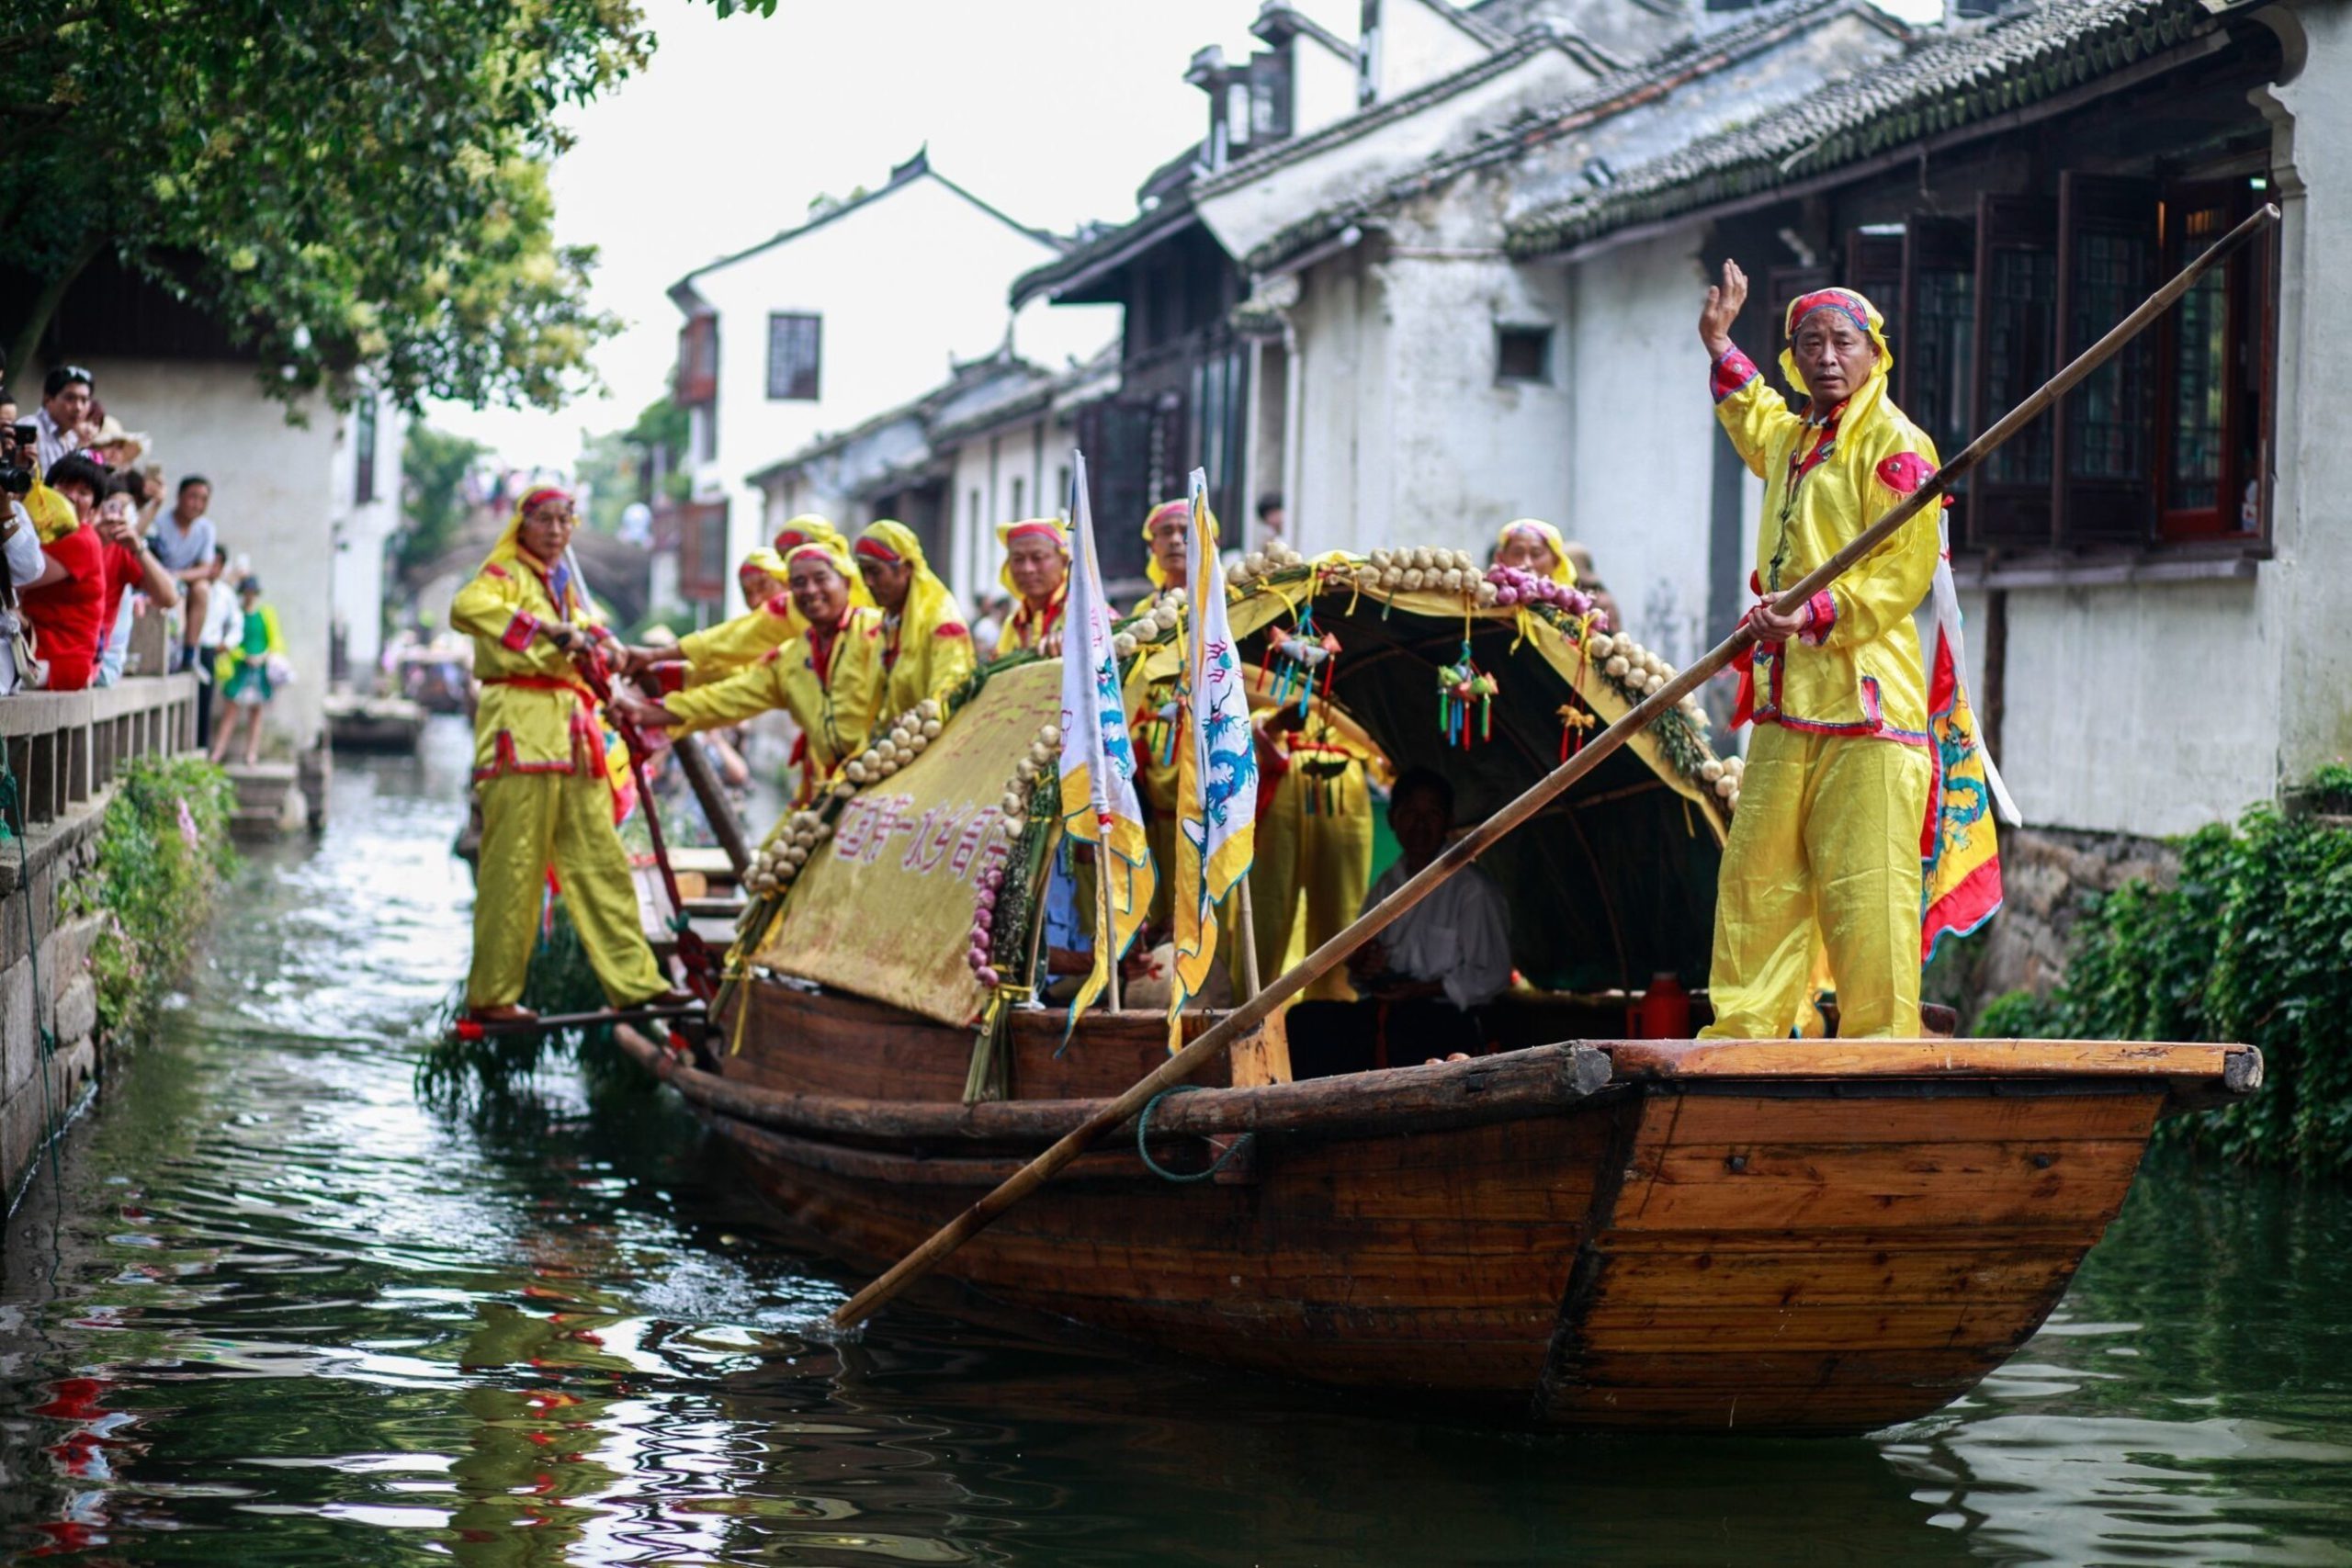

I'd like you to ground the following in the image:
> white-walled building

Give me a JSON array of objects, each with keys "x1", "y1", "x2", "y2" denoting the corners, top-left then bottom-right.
[
  {"x1": 1193, "y1": 0, "x2": 1907, "y2": 672},
  {"x1": 61, "y1": 355, "x2": 401, "y2": 746},
  {"x1": 668, "y1": 150, "x2": 1113, "y2": 593},
  {"x1": 749, "y1": 345, "x2": 1119, "y2": 605}
]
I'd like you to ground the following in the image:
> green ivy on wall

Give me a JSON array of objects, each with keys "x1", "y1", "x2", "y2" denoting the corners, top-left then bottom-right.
[
  {"x1": 65, "y1": 758, "x2": 240, "y2": 1036},
  {"x1": 1979, "y1": 766, "x2": 2352, "y2": 1172}
]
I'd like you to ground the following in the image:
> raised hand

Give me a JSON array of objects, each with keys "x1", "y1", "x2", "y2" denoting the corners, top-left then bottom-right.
[{"x1": 1700, "y1": 258, "x2": 1749, "y2": 358}]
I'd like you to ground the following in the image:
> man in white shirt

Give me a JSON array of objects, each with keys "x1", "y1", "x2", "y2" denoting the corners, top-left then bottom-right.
[
  {"x1": 1285, "y1": 768, "x2": 1512, "y2": 1077},
  {"x1": 33, "y1": 366, "x2": 94, "y2": 471},
  {"x1": 148, "y1": 475, "x2": 221, "y2": 672}
]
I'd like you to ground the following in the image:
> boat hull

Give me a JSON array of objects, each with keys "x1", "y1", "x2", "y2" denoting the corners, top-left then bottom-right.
[{"x1": 624, "y1": 991, "x2": 2256, "y2": 1434}]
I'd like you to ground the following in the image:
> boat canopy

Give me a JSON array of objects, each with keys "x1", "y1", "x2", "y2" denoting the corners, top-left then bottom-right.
[{"x1": 743, "y1": 558, "x2": 1728, "y2": 1026}]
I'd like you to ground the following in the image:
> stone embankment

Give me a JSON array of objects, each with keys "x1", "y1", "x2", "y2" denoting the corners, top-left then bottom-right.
[{"x1": 1, "y1": 677, "x2": 203, "y2": 1203}]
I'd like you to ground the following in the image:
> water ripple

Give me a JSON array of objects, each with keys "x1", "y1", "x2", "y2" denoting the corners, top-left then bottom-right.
[{"x1": 4, "y1": 721, "x2": 2350, "y2": 1566}]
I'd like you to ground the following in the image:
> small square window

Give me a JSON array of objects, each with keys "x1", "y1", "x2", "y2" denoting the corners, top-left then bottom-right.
[
  {"x1": 1497, "y1": 324, "x2": 1553, "y2": 384},
  {"x1": 767, "y1": 312, "x2": 821, "y2": 401}
]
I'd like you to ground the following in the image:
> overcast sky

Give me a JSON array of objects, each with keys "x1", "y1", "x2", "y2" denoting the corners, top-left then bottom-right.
[
  {"x1": 428, "y1": 0, "x2": 1267, "y2": 472},
  {"x1": 429, "y1": 0, "x2": 1939, "y2": 475}
]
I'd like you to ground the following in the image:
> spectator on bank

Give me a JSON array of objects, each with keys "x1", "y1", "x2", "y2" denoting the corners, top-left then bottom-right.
[
  {"x1": 209, "y1": 576, "x2": 285, "y2": 765},
  {"x1": 17, "y1": 453, "x2": 111, "y2": 691},
  {"x1": 150, "y1": 476, "x2": 221, "y2": 674},
  {"x1": 2, "y1": 426, "x2": 71, "y2": 694},
  {"x1": 194, "y1": 546, "x2": 238, "y2": 746},
  {"x1": 89, "y1": 487, "x2": 180, "y2": 685},
  {"x1": 33, "y1": 366, "x2": 96, "y2": 471}
]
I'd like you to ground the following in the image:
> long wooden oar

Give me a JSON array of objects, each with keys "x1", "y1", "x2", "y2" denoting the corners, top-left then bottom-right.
[{"x1": 831, "y1": 201, "x2": 2280, "y2": 1333}]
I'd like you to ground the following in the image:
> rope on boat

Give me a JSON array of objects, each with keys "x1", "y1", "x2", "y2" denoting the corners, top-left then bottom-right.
[{"x1": 1135, "y1": 1086, "x2": 1253, "y2": 1183}]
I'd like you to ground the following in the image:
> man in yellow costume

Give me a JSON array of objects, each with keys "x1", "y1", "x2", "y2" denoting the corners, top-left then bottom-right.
[
  {"x1": 992, "y1": 516, "x2": 1069, "y2": 659},
  {"x1": 613, "y1": 540, "x2": 885, "y2": 800},
  {"x1": 450, "y1": 487, "x2": 674, "y2": 1025},
  {"x1": 1247, "y1": 697, "x2": 1383, "y2": 1000},
  {"x1": 656, "y1": 515, "x2": 867, "y2": 682},
  {"x1": 852, "y1": 519, "x2": 976, "y2": 717},
  {"x1": 1125, "y1": 497, "x2": 1207, "y2": 926},
  {"x1": 1697, "y1": 264, "x2": 1942, "y2": 1040}
]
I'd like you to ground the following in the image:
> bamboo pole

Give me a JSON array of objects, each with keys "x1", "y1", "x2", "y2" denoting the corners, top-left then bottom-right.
[
  {"x1": 829, "y1": 201, "x2": 2279, "y2": 1334},
  {"x1": 1234, "y1": 878, "x2": 1262, "y2": 999},
  {"x1": 1097, "y1": 845, "x2": 1123, "y2": 1012},
  {"x1": 673, "y1": 737, "x2": 752, "y2": 878}
]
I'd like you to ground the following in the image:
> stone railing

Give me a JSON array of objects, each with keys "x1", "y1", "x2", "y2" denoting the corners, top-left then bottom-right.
[{"x1": 0, "y1": 675, "x2": 201, "y2": 828}]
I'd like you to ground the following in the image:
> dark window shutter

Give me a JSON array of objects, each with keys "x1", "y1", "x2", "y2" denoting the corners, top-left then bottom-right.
[
  {"x1": 1969, "y1": 195, "x2": 2057, "y2": 546},
  {"x1": 1902, "y1": 215, "x2": 1976, "y2": 479},
  {"x1": 2053, "y1": 172, "x2": 2158, "y2": 545}
]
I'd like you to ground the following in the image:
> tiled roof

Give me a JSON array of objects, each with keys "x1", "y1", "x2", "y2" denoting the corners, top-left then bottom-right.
[
  {"x1": 1505, "y1": 0, "x2": 2230, "y2": 258},
  {"x1": 1240, "y1": 0, "x2": 1888, "y2": 273},
  {"x1": 1010, "y1": 148, "x2": 1205, "y2": 309}
]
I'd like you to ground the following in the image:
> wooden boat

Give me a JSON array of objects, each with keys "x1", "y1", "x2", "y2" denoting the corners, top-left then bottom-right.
[
  {"x1": 324, "y1": 691, "x2": 426, "y2": 752},
  {"x1": 622, "y1": 561, "x2": 2261, "y2": 1434}
]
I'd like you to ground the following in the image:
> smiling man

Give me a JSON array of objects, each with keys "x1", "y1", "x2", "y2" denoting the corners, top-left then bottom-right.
[{"x1": 1696, "y1": 263, "x2": 1943, "y2": 1042}]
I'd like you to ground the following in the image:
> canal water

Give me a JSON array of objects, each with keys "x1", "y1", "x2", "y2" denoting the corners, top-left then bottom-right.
[{"x1": 3, "y1": 718, "x2": 2349, "y2": 1567}]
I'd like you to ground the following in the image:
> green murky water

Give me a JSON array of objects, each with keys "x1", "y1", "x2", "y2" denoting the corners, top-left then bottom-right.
[{"x1": 3, "y1": 718, "x2": 2348, "y2": 1566}]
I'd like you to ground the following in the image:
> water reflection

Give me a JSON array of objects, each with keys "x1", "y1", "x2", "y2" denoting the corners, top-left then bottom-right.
[{"x1": 1, "y1": 717, "x2": 2347, "y2": 1565}]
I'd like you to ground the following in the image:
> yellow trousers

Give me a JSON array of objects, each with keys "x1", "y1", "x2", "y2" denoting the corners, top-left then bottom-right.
[
  {"x1": 1250, "y1": 761, "x2": 1373, "y2": 1001},
  {"x1": 1701, "y1": 725, "x2": 1930, "y2": 1040},
  {"x1": 468, "y1": 771, "x2": 669, "y2": 1011}
]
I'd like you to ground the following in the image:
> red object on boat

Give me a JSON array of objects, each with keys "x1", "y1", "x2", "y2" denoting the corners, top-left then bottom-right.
[{"x1": 1635, "y1": 972, "x2": 1690, "y2": 1040}]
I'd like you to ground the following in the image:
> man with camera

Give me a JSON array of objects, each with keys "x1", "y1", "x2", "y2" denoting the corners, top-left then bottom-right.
[{"x1": 0, "y1": 421, "x2": 71, "y2": 693}]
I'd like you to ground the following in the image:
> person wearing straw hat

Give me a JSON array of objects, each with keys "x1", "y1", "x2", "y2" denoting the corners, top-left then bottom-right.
[
  {"x1": 612, "y1": 537, "x2": 886, "y2": 804},
  {"x1": 448, "y1": 485, "x2": 673, "y2": 1025},
  {"x1": 1695, "y1": 263, "x2": 1943, "y2": 1041},
  {"x1": 991, "y1": 515, "x2": 1069, "y2": 659},
  {"x1": 853, "y1": 518, "x2": 975, "y2": 717}
]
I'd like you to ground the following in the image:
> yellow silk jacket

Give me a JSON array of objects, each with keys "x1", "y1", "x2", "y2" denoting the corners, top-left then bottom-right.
[
  {"x1": 450, "y1": 556, "x2": 605, "y2": 782},
  {"x1": 1713, "y1": 336, "x2": 1941, "y2": 744},
  {"x1": 664, "y1": 604, "x2": 885, "y2": 782}
]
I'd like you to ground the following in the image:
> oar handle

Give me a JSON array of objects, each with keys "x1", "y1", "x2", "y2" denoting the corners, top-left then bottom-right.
[{"x1": 828, "y1": 200, "x2": 2280, "y2": 1334}]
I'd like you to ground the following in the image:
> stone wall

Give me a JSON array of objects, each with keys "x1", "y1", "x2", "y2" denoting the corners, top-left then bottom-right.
[
  {"x1": 1928, "y1": 825, "x2": 2181, "y2": 1026},
  {"x1": 0, "y1": 805, "x2": 109, "y2": 1209}
]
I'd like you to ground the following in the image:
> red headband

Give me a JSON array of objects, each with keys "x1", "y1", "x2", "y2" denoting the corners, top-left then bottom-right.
[
  {"x1": 1004, "y1": 521, "x2": 1065, "y2": 546},
  {"x1": 1145, "y1": 500, "x2": 1189, "y2": 532},
  {"x1": 853, "y1": 536, "x2": 902, "y2": 564},
  {"x1": 520, "y1": 486, "x2": 571, "y2": 514},
  {"x1": 1787, "y1": 288, "x2": 1872, "y2": 341}
]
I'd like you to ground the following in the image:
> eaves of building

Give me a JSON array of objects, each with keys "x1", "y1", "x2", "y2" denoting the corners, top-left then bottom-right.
[
  {"x1": 1504, "y1": 0, "x2": 2251, "y2": 260},
  {"x1": 1238, "y1": 0, "x2": 1902, "y2": 275}
]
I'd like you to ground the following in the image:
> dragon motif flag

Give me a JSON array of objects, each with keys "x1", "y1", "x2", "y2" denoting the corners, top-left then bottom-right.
[
  {"x1": 1057, "y1": 451, "x2": 1155, "y2": 1023},
  {"x1": 1920, "y1": 515, "x2": 2019, "y2": 961},
  {"x1": 1167, "y1": 468, "x2": 1257, "y2": 1028}
]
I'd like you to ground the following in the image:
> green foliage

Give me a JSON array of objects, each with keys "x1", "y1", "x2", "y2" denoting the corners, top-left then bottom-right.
[
  {"x1": 0, "y1": 0, "x2": 698, "y2": 412},
  {"x1": 66, "y1": 758, "x2": 238, "y2": 1036},
  {"x1": 576, "y1": 392, "x2": 690, "y2": 535},
  {"x1": 397, "y1": 423, "x2": 492, "y2": 576},
  {"x1": 1989, "y1": 769, "x2": 2352, "y2": 1172},
  {"x1": 414, "y1": 902, "x2": 650, "y2": 1107}
]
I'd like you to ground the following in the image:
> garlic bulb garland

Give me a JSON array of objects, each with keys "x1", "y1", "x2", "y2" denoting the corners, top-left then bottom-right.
[
  {"x1": 1483, "y1": 563, "x2": 1599, "y2": 623},
  {"x1": 967, "y1": 721, "x2": 1064, "y2": 987},
  {"x1": 745, "y1": 807, "x2": 835, "y2": 897},
  {"x1": 1225, "y1": 538, "x2": 1306, "y2": 590}
]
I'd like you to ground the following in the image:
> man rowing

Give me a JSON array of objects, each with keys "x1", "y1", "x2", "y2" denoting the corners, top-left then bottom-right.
[
  {"x1": 612, "y1": 539, "x2": 885, "y2": 802},
  {"x1": 1696, "y1": 263, "x2": 1942, "y2": 1040},
  {"x1": 450, "y1": 487, "x2": 676, "y2": 1025}
]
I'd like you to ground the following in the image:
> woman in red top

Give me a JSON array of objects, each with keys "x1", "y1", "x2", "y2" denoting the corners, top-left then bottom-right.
[{"x1": 18, "y1": 454, "x2": 110, "y2": 691}]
